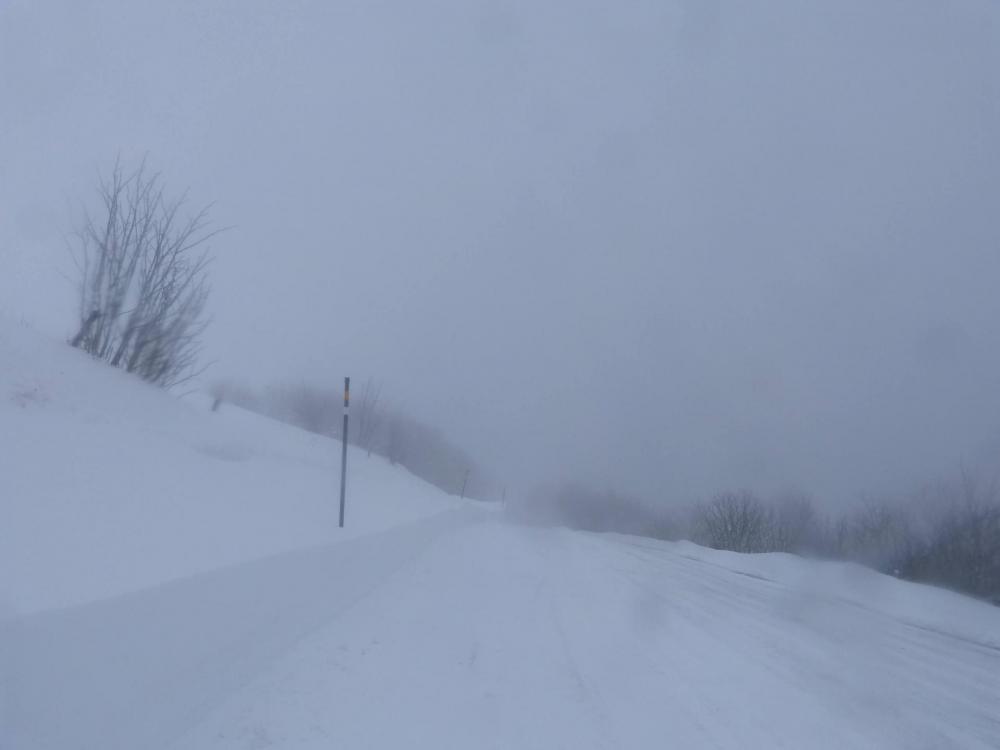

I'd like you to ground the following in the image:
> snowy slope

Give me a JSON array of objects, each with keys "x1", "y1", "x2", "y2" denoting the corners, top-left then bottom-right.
[{"x1": 0, "y1": 317, "x2": 463, "y2": 614}]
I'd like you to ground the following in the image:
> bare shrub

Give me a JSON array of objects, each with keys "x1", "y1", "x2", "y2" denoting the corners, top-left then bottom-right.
[
  {"x1": 770, "y1": 492, "x2": 822, "y2": 553},
  {"x1": 835, "y1": 500, "x2": 915, "y2": 572},
  {"x1": 69, "y1": 159, "x2": 218, "y2": 387},
  {"x1": 904, "y1": 473, "x2": 1000, "y2": 602},
  {"x1": 694, "y1": 490, "x2": 774, "y2": 553},
  {"x1": 213, "y1": 379, "x2": 494, "y2": 500}
]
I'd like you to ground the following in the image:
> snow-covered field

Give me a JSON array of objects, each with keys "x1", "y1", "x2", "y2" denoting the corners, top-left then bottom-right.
[{"x1": 2, "y1": 318, "x2": 999, "y2": 749}]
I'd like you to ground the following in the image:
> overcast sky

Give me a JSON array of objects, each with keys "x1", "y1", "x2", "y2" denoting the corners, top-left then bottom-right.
[{"x1": 3, "y1": 0, "x2": 999, "y2": 506}]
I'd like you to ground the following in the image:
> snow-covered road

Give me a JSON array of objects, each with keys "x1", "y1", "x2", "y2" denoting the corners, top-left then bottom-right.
[
  {"x1": 9, "y1": 511, "x2": 996, "y2": 750},
  {"x1": 166, "y1": 520, "x2": 999, "y2": 750}
]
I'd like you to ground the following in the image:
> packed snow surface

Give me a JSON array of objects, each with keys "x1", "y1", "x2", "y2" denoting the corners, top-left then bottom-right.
[{"x1": 2, "y1": 318, "x2": 999, "y2": 749}]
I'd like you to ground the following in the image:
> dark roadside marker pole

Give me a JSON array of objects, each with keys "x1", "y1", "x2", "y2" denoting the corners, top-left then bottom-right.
[{"x1": 339, "y1": 377, "x2": 350, "y2": 528}]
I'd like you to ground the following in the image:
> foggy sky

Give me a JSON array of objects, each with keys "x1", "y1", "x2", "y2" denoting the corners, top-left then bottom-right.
[{"x1": 3, "y1": 0, "x2": 999, "y2": 506}]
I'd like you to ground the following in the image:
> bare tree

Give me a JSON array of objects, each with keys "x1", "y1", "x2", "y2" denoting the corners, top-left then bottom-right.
[
  {"x1": 695, "y1": 490, "x2": 773, "y2": 553},
  {"x1": 70, "y1": 159, "x2": 218, "y2": 387},
  {"x1": 905, "y1": 471, "x2": 1000, "y2": 601},
  {"x1": 835, "y1": 500, "x2": 914, "y2": 571},
  {"x1": 770, "y1": 492, "x2": 821, "y2": 553}
]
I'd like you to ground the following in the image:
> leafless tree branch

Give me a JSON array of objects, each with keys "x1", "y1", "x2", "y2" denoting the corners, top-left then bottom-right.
[{"x1": 69, "y1": 159, "x2": 218, "y2": 387}]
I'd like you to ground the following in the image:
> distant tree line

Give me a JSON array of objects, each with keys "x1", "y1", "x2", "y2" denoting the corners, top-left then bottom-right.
[
  {"x1": 209, "y1": 378, "x2": 496, "y2": 501},
  {"x1": 510, "y1": 471, "x2": 1000, "y2": 604}
]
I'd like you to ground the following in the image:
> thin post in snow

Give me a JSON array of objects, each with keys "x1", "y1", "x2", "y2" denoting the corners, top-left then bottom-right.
[{"x1": 339, "y1": 376, "x2": 350, "y2": 528}]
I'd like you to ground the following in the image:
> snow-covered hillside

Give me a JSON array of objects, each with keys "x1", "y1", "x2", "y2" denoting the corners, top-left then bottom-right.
[
  {"x1": 0, "y1": 317, "x2": 463, "y2": 615},
  {"x1": 2, "y1": 319, "x2": 999, "y2": 749}
]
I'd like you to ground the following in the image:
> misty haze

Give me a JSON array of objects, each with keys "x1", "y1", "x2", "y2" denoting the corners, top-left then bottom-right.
[{"x1": 1, "y1": 1, "x2": 998, "y2": 748}]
